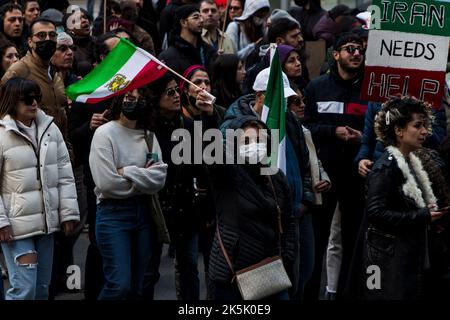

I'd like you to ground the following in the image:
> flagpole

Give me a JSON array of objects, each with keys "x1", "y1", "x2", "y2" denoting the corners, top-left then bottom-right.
[
  {"x1": 103, "y1": 0, "x2": 107, "y2": 34},
  {"x1": 164, "y1": 63, "x2": 215, "y2": 101},
  {"x1": 218, "y1": 0, "x2": 230, "y2": 53}
]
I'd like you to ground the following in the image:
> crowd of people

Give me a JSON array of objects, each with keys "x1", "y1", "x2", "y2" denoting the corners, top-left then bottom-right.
[{"x1": 0, "y1": 0, "x2": 449, "y2": 301}]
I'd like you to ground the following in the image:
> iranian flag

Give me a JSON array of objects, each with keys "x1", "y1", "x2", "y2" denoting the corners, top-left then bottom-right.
[
  {"x1": 261, "y1": 47, "x2": 286, "y2": 174},
  {"x1": 66, "y1": 38, "x2": 167, "y2": 103}
]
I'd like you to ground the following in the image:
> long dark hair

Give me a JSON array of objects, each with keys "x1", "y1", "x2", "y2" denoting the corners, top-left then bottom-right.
[
  {"x1": 0, "y1": 39, "x2": 17, "y2": 77},
  {"x1": 211, "y1": 54, "x2": 242, "y2": 108},
  {"x1": 0, "y1": 77, "x2": 41, "y2": 119},
  {"x1": 145, "y1": 72, "x2": 178, "y2": 129}
]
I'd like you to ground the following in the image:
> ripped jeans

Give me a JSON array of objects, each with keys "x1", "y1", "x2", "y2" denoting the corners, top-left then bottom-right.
[{"x1": 0, "y1": 234, "x2": 54, "y2": 300}]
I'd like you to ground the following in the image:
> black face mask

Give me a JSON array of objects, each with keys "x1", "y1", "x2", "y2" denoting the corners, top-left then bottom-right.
[
  {"x1": 34, "y1": 40, "x2": 57, "y2": 61},
  {"x1": 122, "y1": 100, "x2": 146, "y2": 121}
]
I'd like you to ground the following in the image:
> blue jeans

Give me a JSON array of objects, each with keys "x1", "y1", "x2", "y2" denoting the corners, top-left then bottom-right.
[
  {"x1": 96, "y1": 196, "x2": 153, "y2": 300},
  {"x1": 1, "y1": 234, "x2": 54, "y2": 300},
  {"x1": 0, "y1": 265, "x2": 4, "y2": 300},
  {"x1": 293, "y1": 213, "x2": 315, "y2": 300},
  {"x1": 174, "y1": 233, "x2": 199, "y2": 300}
]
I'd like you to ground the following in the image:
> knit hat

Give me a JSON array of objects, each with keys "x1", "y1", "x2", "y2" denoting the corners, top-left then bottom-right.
[
  {"x1": 174, "y1": 4, "x2": 200, "y2": 29},
  {"x1": 235, "y1": 0, "x2": 270, "y2": 22},
  {"x1": 269, "y1": 9, "x2": 299, "y2": 27},
  {"x1": 40, "y1": 8, "x2": 64, "y2": 26},
  {"x1": 276, "y1": 44, "x2": 299, "y2": 66},
  {"x1": 179, "y1": 65, "x2": 206, "y2": 93}
]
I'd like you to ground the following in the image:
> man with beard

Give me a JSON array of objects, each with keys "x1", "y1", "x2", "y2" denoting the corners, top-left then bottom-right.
[
  {"x1": 200, "y1": 0, "x2": 235, "y2": 54},
  {"x1": 2, "y1": 17, "x2": 70, "y2": 148},
  {"x1": 0, "y1": 3, "x2": 28, "y2": 55},
  {"x1": 303, "y1": 33, "x2": 368, "y2": 299},
  {"x1": 159, "y1": 4, "x2": 217, "y2": 75}
]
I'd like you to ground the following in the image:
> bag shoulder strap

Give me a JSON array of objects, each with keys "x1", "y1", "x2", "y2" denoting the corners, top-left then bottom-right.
[
  {"x1": 216, "y1": 225, "x2": 235, "y2": 277},
  {"x1": 267, "y1": 175, "x2": 283, "y2": 256},
  {"x1": 144, "y1": 129, "x2": 154, "y2": 153}
]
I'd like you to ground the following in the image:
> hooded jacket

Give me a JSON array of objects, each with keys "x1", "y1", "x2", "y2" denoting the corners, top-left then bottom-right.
[
  {"x1": 208, "y1": 115, "x2": 298, "y2": 284},
  {"x1": 0, "y1": 110, "x2": 79, "y2": 240},
  {"x1": 221, "y1": 94, "x2": 314, "y2": 214}
]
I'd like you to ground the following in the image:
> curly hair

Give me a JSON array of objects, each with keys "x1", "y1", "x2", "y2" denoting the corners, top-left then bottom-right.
[{"x1": 374, "y1": 96, "x2": 434, "y2": 147}]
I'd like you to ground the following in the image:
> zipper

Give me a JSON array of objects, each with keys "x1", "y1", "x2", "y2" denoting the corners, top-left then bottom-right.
[{"x1": 10, "y1": 119, "x2": 54, "y2": 233}]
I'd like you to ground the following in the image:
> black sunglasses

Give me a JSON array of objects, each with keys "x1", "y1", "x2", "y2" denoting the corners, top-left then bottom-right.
[
  {"x1": 339, "y1": 45, "x2": 366, "y2": 55},
  {"x1": 165, "y1": 86, "x2": 179, "y2": 97},
  {"x1": 21, "y1": 93, "x2": 42, "y2": 105}
]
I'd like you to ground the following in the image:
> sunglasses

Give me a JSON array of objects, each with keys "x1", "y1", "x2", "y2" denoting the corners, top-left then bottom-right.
[
  {"x1": 21, "y1": 93, "x2": 42, "y2": 105},
  {"x1": 230, "y1": 6, "x2": 242, "y2": 11},
  {"x1": 33, "y1": 31, "x2": 57, "y2": 41},
  {"x1": 339, "y1": 45, "x2": 365, "y2": 55},
  {"x1": 165, "y1": 86, "x2": 179, "y2": 97},
  {"x1": 57, "y1": 44, "x2": 77, "y2": 52}
]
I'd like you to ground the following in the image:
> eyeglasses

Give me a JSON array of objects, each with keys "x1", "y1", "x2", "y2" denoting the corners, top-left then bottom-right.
[
  {"x1": 33, "y1": 31, "x2": 57, "y2": 41},
  {"x1": 165, "y1": 86, "x2": 179, "y2": 97},
  {"x1": 21, "y1": 93, "x2": 42, "y2": 105},
  {"x1": 56, "y1": 44, "x2": 77, "y2": 52},
  {"x1": 339, "y1": 45, "x2": 365, "y2": 55},
  {"x1": 230, "y1": 6, "x2": 242, "y2": 11}
]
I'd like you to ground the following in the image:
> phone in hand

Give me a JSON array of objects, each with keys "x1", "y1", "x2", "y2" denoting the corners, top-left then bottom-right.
[{"x1": 146, "y1": 152, "x2": 159, "y2": 165}]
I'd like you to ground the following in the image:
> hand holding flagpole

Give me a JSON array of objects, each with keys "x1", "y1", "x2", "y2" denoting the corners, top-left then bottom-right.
[{"x1": 218, "y1": 0, "x2": 231, "y2": 54}]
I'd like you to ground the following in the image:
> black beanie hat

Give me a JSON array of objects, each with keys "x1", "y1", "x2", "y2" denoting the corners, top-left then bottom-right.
[{"x1": 174, "y1": 4, "x2": 200, "y2": 29}]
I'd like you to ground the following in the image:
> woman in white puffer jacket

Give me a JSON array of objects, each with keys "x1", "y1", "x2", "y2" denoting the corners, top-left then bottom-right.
[{"x1": 0, "y1": 77, "x2": 79, "y2": 300}]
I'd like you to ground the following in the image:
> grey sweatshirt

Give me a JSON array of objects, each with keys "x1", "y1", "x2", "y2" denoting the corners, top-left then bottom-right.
[{"x1": 89, "y1": 121, "x2": 168, "y2": 201}]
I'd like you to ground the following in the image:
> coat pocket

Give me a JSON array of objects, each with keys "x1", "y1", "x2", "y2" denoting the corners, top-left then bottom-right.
[{"x1": 366, "y1": 227, "x2": 396, "y2": 264}]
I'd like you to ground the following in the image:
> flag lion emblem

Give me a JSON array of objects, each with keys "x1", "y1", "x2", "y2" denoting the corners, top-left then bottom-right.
[{"x1": 106, "y1": 74, "x2": 130, "y2": 92}]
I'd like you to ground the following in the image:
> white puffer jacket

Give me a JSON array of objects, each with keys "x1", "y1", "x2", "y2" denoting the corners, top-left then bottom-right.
[{"x1": 0, "y1": 110, "x2": 79, "y2": 240}]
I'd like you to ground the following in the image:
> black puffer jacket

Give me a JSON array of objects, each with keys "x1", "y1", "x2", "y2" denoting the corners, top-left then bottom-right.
[
  {"x1": 158, "y1": 35, "x2": 217, "y2": 75},
  {"x1": 221, "y1": 94, "x2": 314, "y2": 210},
  {"x1": 208, "y1": 116, "x2": 298, "y2": 284}
]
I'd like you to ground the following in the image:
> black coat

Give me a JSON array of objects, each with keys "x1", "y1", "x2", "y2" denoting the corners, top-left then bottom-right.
[
  {"x1": 207, "y1": 116, "x2": 298, "y2": 286},
  {"x1": 154, "y1": 112, "x2": 220, "y2": 239},
  {"x1": 359, "y1": 151, "x2": 432, "y2": 299},
  {"x1": 158, "y1": 35, "x2": 217, "y2": 75}
]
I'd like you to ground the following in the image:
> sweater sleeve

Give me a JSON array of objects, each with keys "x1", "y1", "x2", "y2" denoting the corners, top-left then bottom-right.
[
  {"x1": 89, "y1": 129, "x2": 136, "y2": 198},
  {"x1": 122, "y1": 136, "x2": 168, "y2": 195},
  {"x1": 55, "y1": 125, "x2": 80, "y2": 224}
]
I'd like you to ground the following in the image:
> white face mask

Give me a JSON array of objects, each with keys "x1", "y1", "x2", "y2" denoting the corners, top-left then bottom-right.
[{"x1": 239, "y1": 142, "x2": 267, "y2": 163}]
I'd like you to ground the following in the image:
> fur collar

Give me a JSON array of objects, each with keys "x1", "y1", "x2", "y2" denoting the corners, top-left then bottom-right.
[{"x1": 386, "y1": 146, "x2": 437, "y2": 208}]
